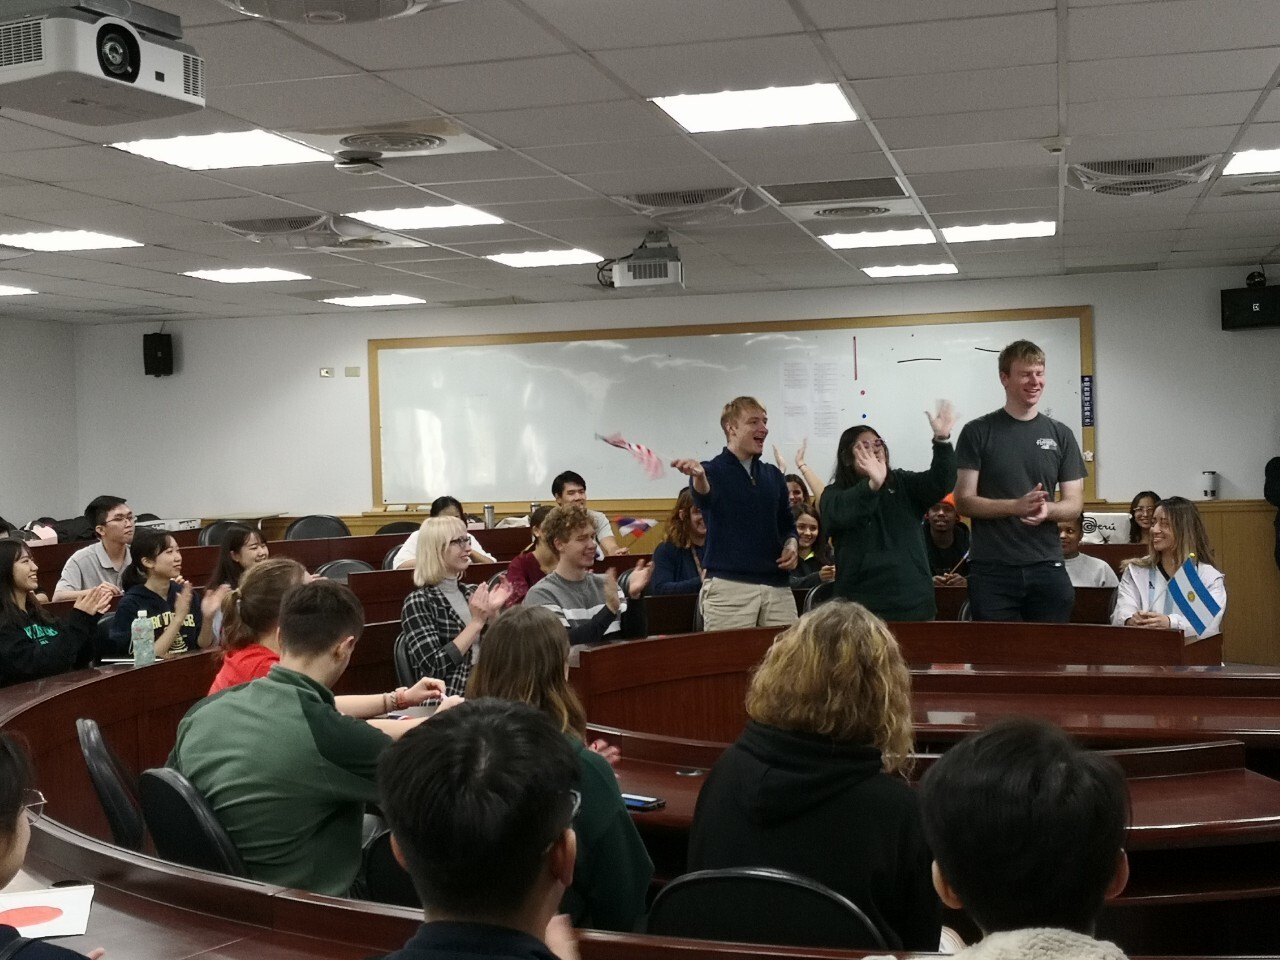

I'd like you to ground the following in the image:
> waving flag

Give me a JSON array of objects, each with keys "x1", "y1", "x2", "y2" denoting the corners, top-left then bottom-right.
[
  {"x1": 595, "y1": 432, "x2": 665, "y2": 480},
  {"x1": 614, "y1": 517, "x2": 658, "y2": 539},
  {"x1": 1168, "y1": 555, "x2": 1222, "y2": 638}
]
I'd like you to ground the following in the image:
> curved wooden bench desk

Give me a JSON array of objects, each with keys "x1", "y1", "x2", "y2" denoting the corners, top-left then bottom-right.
[{"x1": 3, "y1": 632, "x2": 1278, "y2": 957}]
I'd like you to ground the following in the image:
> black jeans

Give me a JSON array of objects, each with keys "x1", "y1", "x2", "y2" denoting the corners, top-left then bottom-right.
[{"x1": 967, "y1": 560, "x2": 1075, "y2": 622}]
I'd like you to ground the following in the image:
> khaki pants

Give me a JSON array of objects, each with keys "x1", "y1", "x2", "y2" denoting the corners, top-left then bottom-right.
[{"x1": 699, "y1": 577, "x2": 798, "y2": 631}]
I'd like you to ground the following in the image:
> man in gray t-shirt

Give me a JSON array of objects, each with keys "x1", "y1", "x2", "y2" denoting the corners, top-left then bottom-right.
[{"x1": 954, "y1": 341, "x2": 1086, "y2": 622}]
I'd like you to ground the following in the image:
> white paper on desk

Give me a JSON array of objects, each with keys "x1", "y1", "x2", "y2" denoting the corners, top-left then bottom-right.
[{"x1": 0, "y1": 883, "x2": 94, "y2": 937}]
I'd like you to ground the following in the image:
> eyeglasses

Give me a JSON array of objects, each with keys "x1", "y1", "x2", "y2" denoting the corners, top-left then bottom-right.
[
  {"x1": 103, "y1": 513, "x2": 135, "y2": 525},
  {"x1": 447, "y1": 536, "x2": 472, "y2": 549},
  {"x1": 1132, "y1": 506, "x2": 1156, "y2": 515},
  {"x1": 542, "y1": 789, "x2": 582, "y2": 854},
  {"x1": 22, "y1": 789, "x2": 46, "y2": 823}
]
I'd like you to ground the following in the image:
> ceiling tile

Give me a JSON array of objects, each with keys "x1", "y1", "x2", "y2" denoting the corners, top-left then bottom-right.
[
  {"x1": 524, "y1": 138, "x2": 713, "y2": 175},
  {"x1": 693, "y1": 123, "x2": 880, "y2": 162},
  {"x1": 853, "y1": 65, "x2": 1057, "y2": 120},
  {"x1": 520, "y1": 0, "x2": 804, "y2": 49},
  {"x1": 1068, "y1": 0, "x2": 1280, "y2": 60},
  {"x1": 1066, "y1": 126, "x2": 1238, "y2": 162},
  {"x1": 877, "y1": 106, "x2": 1058, "y2": 150},
  {"x1": 459, "y1": 100, "x2": 678, "y2": 149},
  {"x1": 1069, "y1": 93, "x2": 1259, "y2": 137},
  {"x1": 387, "y1": 56, "x2": 628, "y2": 113},
  {"x1": 187, "y1": 20, "x2": 359, "y2": 87},
  {"x1": 799, "y1": 0, "x2": 1053, "y2": 29},
  {"x1": 211, "y1": 76, "x2": 434, "y2": 129},
  {"x1": 1069, "y1": 49, "x2": 1280, "y2": 103},
  {"x1": 593, "y1": 35, "x2": 836, "y2": 98},
  {"x1": 426, "y1": 178, "x2": 602, "y2": 205},
  {"x1": 825, "y1": 12, "x2": 1057, "y2": 80},
  {"x1": 894, "y1": 141, "x2": 1058, "y2": 174}
]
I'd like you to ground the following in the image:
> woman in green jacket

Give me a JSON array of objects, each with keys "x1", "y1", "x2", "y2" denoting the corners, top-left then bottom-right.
[{"x1": 821, "y1": 402, "x2": 957, "y2": 621}]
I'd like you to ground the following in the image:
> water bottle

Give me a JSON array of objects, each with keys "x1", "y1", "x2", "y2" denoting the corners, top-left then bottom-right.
[
  {"x1": 131, "y1": 610, "x2": 156, "y2": 666},
  {"x1": 483, "y1": 504, "x2": 495, "y2": 529}
]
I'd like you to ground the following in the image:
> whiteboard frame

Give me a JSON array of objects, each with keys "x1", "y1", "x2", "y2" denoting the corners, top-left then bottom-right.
[{"x1": 368, "y1": 305, "x2": 1096, "y2": 511}]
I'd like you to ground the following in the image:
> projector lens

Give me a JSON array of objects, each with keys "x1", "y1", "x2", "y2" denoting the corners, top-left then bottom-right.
[{"x1": 97, "y1": 25, "x2": 140, "y2": 83}]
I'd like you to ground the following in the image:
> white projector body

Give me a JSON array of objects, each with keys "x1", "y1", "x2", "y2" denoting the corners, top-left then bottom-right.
[
  {"x1": 0, "y1": 4, "x2": 204, "y2": 126},
  {"x1": 613, "y1": 244, "x2": 684, "y2": 289}
]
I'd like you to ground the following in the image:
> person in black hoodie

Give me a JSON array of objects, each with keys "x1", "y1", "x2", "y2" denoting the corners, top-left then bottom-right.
[
  {"x1": 687, "y1": 600, "x2": 941, "y2": 951},
  {"x1": 0, "y1": 540, "x2": 110, "y2": 687}
]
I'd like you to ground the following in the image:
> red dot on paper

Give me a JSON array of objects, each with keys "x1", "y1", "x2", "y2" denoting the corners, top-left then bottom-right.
[{"x1": 0, "y1": 905, "x2": 63, "y2": 927}]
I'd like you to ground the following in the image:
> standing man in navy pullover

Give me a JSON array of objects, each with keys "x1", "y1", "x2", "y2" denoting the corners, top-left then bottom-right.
[{"x1": 672, "y1": 397, "x2": 799, "y2": 631}]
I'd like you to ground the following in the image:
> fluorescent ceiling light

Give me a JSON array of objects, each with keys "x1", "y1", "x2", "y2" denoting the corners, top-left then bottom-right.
[
  {"x1": 0, "y1": 284, "x2": 36, "y2": 296},
  {"x1": 821, "y1": 227, "x2": 935, "y2": 250},
  {"x1": 110, "y1": 130, "x2": 329, "y2": 170},
  {"x1": 651, "y1": 83, "x2": 857, "y2": 133},
  {"x1": 347, "y1": 205, "x2": 502, "y2": 229},
  {"x1": 182, "y1": 268, "x2": 310, "y2": 283},
  {"x1": 0, "y1": 230, "x2": 141, "y2": 251},
  {"x1": 486, "y1": 249, "x2": 600, "y2": 268},
  {"x1": 942, "y1": 221, "x2": 1056, "y2": 243},
  {"x1": 862, "y1": 263, "x2": 959, "y2": 279},
  {"x1": 322, "y1": 294, "x2": 427, "y2": 307},
  {"x1": 1223, "y1": 148, "x2": 1280, "y2": 176}
]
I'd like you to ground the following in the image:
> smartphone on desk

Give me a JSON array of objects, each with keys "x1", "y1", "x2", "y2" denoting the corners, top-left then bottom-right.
[{"x1": 621, "y1": 793, "x2": 666, "y2": 812}]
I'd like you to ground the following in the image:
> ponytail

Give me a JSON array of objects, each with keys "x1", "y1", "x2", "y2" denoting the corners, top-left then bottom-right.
[{"x1": 220, "y1": 558, "x2": 306, "y2": 653}]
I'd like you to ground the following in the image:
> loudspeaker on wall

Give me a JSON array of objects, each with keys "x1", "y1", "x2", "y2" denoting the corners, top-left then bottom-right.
[{"x1": 143, "y1": 332, "x2": 174, "y2": 377}]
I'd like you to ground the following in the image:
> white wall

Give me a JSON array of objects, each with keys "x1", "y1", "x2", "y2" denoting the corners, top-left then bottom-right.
[
  {"x1": 0, "y1": 317, "x2": 80, "y2": 524},
  {"x1": 70, "y1": 265, "x2": 1280, "y2": 517}
]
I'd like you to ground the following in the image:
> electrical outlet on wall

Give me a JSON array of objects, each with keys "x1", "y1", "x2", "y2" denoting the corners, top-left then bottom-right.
[
  {"x1": 320, "y1": 367, "x2": 334, "y2": 378},
  {"x1": 345, "y1": 366, "x2": 361, "y2": 378}
]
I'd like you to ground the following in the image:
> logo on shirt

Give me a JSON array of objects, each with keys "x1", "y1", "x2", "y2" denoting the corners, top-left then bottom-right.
[{"x1": 1036, "y1": 438, "x2": 1059, "y2": 451}]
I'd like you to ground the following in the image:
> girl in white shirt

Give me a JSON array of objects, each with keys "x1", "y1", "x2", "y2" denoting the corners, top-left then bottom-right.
[{"x1": 1112, "y1": 496, "x2": 1225, "y2": 641}]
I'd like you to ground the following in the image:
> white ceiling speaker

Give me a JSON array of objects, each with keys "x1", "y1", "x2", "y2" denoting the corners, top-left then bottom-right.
[
  {"x1": 281, "y1": 119, "x2": 495, "y2": 165},
  {"x1": 756, "y1": 177, "x2": 920, "y2": 222},
  {"x1": 220, "y1": 215, "x2": 428, "y2": 251},
  {"x1": 1067, "y1": 155, "x2": 1221, "y2": 197},
  {"x1": 214, "y1": 0, "x2": 468, "y2": 25},
  {"x1": 612, "y1": 187, "x2": 768, "y2": 226}
]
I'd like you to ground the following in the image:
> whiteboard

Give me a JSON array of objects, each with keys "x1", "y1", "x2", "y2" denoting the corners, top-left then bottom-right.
[{"x1": 371, "y1": 309, "x2": 1092, "y2": 505}]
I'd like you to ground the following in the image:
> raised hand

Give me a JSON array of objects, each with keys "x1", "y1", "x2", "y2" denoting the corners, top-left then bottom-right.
[
  {"x1": 853, "y1": 444, "x2": 887, "y2": 489},
  {"x1": 670, "y1": 458, "x2": 706, "y2": 480},
  {"x1": 773, "y1": 444, "x2": 788, "y2": 473},
  {"x1": 602, "y1": 567, "x2": 621, "y2": 613},
  {"x1": 927, "y1": 400, "x2": 956, "y2": 440},
  {"x1": 626, "y1": 559, "x2": 652, "y2": 598},
  {"x1": 174, "y1": 581, "x2": 194, "y2": 617},
  {"x1": 467, "y1": 583, "x2": 494, "y2": 622},
  {"x1": 794, "y1": 438, "x2": 809, "y2": 470},
  {"x1": 201, "y1": 583, "x2": 231, "y2": 621},
  {"x1": 485, "y1": 578, "x2": 514, "y2": 613}
]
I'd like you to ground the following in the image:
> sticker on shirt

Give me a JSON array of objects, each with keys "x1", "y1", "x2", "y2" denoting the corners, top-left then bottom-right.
[{"x1": 1036, "y1": 438, "x2": 1059, "y2": 451}]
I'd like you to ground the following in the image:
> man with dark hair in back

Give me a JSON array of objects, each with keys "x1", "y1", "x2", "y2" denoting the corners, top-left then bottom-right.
[
  {"x1": 52, "y1": 495, "x2": 135, "y2": 601},
  {"x1": 918, "y1": 718, "x2": 1131, "y2": 960},
  {"x1": 551, "y1": 470, "x2": 625, "y2": 557},
  {"x1": 378, "y1": 698, "x2": 581, "y2": 960},
  {"x1": 170, "y1": 580, "x2": 445, "y2": 896}
]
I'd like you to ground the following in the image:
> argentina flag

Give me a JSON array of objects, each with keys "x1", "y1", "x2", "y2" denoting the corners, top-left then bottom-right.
[{"x1": 1169, "y1": 557, "x2": 1223, "y2": 639}]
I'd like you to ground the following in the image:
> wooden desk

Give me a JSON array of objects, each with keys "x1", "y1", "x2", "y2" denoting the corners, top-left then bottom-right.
[{"x1": 4, "y1": 650, "x2": 1280, "y2": 956}]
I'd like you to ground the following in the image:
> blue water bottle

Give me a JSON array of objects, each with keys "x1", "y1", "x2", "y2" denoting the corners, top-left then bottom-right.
[{"x1": 131, "y1": 610, "x2": 156, "y2": 666}]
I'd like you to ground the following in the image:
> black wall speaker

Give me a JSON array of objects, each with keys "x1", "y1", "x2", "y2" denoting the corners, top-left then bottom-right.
[
  {"x1": 143, "y1": 332, "x2": 174, "y2": 377},
  {"x1": 1221, "y1": 286, "x2": 1280, "y2": 331}
]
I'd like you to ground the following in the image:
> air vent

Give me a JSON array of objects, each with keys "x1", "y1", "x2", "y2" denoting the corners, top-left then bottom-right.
[
  {"x1": 1067, "y1": 155, "x2": 1220, "y2": 197},
  {"x1": 0, "y1": 20, "x2": 43, "y2": 67},
  {"x1": 213, "y1": 0, "x2": 469, "y2": 25},
  {"x1": 811, "y1": 205, "x2": 893, "y2": 219},
  {"x1": 757, "y1": 178, "x2": 907, "y2": 205},
  {"x1": 626, "y1": 260, "x2": 672, "y2": 282},
  {"x1": 220, "y1": 215, "x2": 427, "y2": 251},
  {"x1": 182, "y1": 54, "x2": 204, "y2": 98},
  {"x1": 339, "y1": 131, "x2": 446, "y2": 153},
  {"x1": 612, "y1": 187, "x2": 766, "y2": 225}
]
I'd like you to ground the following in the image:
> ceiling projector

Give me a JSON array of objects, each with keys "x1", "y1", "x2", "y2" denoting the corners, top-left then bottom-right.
[
  {"x1": 607, "y1": 230, "x2": 685, "y2": 289},
  {"x1": 0, "y1": 0, "x2": 205, "y2": 126}
]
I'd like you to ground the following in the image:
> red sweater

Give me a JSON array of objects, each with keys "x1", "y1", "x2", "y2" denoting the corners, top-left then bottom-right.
[{"x1": 209, "y1": 644, "x2": 280, "y2": 695}]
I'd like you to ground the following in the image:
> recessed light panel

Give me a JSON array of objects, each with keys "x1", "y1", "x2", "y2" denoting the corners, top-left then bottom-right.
[
  {"x1": 110, "y1": 130, "x2": 330, "y2": 170},
  {"x1": 0, "y1": 231, "x2": 142, "y2": 251},
  {"x1": 486, "y1": 249, "x2": 600, "y2": 268},
  {"x1": 862, "y1": 263, "x2": 959, "y2": 278},
  {"x1": 1223, "y1": 149, "x2": 1280, "y2": 176},
  {"x1": 821, "y1": 228, "x2": 935, "y2": 250},
  {"x1": 0, "y1": 284, "x2": 36, "y2": 296},
  {"x1": 941, "y1": 221, "x2": 1056, "y2": 243},
  {"x1": 651, "y1": 83, "x2": 857, "y2": 134},
  {"x1": 346, "y1": 205, "x2": 503, "y2": 229},
  {"x1": 322, "y1": 294, "x2": 427, "y2": 307},
  {"x1": 183, "y1": 268, "x2": 310, "y2": 283}
]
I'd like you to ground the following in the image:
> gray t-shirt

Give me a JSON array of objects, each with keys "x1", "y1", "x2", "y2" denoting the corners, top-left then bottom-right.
[
  {"x1": 955, "y1": 410, "x2": 1087, "y2": 565},
  {"x1": 55, "y1": 541, "x2": 131, "y2": 596}
]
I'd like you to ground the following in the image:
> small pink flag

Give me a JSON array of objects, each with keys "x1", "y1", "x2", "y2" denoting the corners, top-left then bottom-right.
[{"x1": 595, "y1": 433, "x2": 665, "y2": 480}]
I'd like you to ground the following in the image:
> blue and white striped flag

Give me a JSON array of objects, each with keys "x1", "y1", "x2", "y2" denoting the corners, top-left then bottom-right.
[{"x1": 1168, "y1": 556, "x2": 1222, "y2": 638}]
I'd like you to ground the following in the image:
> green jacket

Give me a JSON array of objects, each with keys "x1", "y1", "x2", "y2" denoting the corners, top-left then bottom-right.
[
  {"x1": 168, "y1": 665, "x2": 390, "y2": 895},
  {"x1": 560, "y1": 736, "x2": 653, "y2": 931},
  {"x1": 821, "y1": 441, "x2": 957, "y2": 621}
]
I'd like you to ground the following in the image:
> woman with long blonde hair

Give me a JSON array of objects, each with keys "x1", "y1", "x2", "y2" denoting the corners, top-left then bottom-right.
[
  {"x1": 688, "y1": 600, "x2": 940, "y2": 950},
  {"x1": 467, "y1": 605, "x2": 651, "y2": 933},
  {"x1": 1112, "y1": 496, "x2": 1225, "y2": 641}
]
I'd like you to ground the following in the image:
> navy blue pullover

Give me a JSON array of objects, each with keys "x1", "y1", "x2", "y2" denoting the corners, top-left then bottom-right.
[{"x1": 691, "y1": 448, "x2": 797, "y2": 588}]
